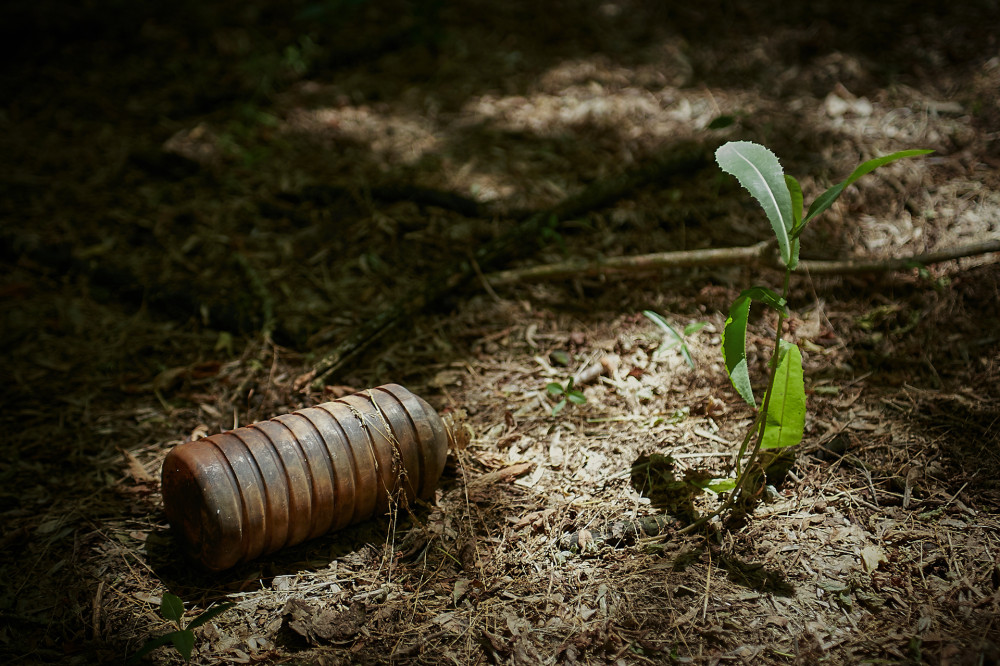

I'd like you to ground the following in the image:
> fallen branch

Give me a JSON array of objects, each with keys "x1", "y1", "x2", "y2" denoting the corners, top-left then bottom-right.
[
  {"x1": 796, "y1": 239, "x2": 1000, "y2": 274},
  {"x1": 487, "y1": 241, "x2": 774, "y2": 285},
  {"x1": 302, "y1": 142, "x2": 714, "y2": 387},
  {"x1": 485, "y1": 238, "x2": 1000, "y2": 285}
]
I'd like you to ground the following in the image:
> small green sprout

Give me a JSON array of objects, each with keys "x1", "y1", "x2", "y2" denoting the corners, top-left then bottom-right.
[
  {"x1": 643, "y1": 311, "x2": 707, "y2": 368},
  {"x1": 128, "y1": 592, "x2": 234, "y2": 664},
  {"x1": 546, "y1": 377, "x2": 586, "y2": 416}
]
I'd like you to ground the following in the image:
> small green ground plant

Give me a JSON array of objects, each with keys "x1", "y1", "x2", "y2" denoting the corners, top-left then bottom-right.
[
  {"x1": 643, "y1": 311, "x2": 707, "y2": 368},
  {"x1": 547, "y1": 377, "x2": 587, "y2": 416},
  {"x1": 686, "y1": 141, "x2": 931, "y2": 527},
  {"x1": 128, "y1": 592, "x2": 234, "y2": 664}
]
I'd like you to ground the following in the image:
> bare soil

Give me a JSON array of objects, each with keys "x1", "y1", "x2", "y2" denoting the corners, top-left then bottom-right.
[{"x1": 2, "y1": 1, "x2": 999, "y2": 664}]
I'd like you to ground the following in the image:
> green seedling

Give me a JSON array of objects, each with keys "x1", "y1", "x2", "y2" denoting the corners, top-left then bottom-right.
[
  {"x1": 685, "y1": 140, "x2": 931, "y2": 527},
  {"x1": 643, "y1": 311, "x2": 707, "y2": 368},
  {"x1": 128, "y1": 592, "x2": 234, "y2": 664},
  {"x1": 546, "y1": 377, "x2": 586, "y2": 416}
]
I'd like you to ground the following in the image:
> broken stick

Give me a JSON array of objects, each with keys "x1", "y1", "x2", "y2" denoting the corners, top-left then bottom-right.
[{"x1": 485, "y1": 238, "x2": 1000, "y2": 285}]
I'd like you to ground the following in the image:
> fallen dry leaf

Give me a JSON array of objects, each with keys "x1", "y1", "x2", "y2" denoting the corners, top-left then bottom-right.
[
  {"x1": 283, "y1": 599, "x2": 365, "y2": 645},
  {"x1": 120, "y1": 449, "x2": 156, "y2": 484},
  {"x1": 468, "y1": 462, "x2": 534, "y2": 488},
  {"x1": 860, "y1": 544, "x2": 887, "y2": 573}
]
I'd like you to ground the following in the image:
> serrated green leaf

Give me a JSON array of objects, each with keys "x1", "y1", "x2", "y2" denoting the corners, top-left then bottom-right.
[
  {"x1": 546, "y1": 382, "x2": 564, "y2": 396},
  {"x1": 722, "y1": 296, "x2": 754, "y2": 407},
  {"x1": 799, "y1": 149, "x2": 933, "y2": 231},
  {"x1": 760, "y1": 343, "x2": 805, "y2": 449},
  {"x1": 736, "y1": 286, "x2": 787, "y2": 314},
  {"x1": 774, "y1": 338, "x2": 795, "y2": 361},
  {"x1": 716, "y1": 141, "x2": 795, "y2": 268},
  {"x1": 721, "y1": 288, "x2": 789, "y2": 407},
  {"x1": 170, "y1": 629, "x2": 195, "y2": 662},
  {"x1": 160, "y1": 593, "x2": 184, "y2": 623},
  {"x1": 187, "y1": 602, "x2": 234, "y2": 630}
]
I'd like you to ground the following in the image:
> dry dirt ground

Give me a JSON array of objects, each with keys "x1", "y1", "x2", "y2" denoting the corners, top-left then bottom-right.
[{"x1": 2, "y1": 1, "x2": 1000, "y2": 664}]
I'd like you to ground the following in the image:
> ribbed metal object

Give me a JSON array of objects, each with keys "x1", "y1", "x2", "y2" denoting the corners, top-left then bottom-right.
[{"x1": 161, "y1": 384, "x2": 448, "y2": 571}]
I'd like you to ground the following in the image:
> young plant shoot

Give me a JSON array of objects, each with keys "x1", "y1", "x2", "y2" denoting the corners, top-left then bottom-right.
[
  {"x1": 547, "y1": 377, "x2": 587, "y2": 416},
  {"x1": 128, "y1": 592, "x2": 234, "y2": 664},
  {"x1": 690, "y1": 141, "x2": 931, "y2": 527},
  {"x1": 643, "y1": 310, "x2": 707, "y2": 369}
]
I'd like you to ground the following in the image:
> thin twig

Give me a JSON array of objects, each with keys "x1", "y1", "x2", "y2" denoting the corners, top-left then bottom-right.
[
  {"x1": 798, "y1": 239, "x2": 1000, "y2": 274},
  {"x1": 487, "y1": 241, "x2": 773, "y2": 285},
  {"x1": 487, "y1": 238, "x2": 1000, "y2": 285}
]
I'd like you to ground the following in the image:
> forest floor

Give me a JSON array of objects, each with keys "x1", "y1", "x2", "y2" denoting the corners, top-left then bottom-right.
[{"x1": 2, "y1": 1, "x2": 1000, "y2": 664}]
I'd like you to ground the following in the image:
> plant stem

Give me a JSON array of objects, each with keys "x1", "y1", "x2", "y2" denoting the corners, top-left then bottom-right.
[
  {"x1": 731, "y1": 412, "x2": 761, "y2": 477},
  {"x1": 679, "y1": 268, "x2": 792, "y2": 535}
]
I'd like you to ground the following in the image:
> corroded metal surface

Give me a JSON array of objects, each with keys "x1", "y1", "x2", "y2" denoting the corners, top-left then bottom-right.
[{"x1": 161, "y1": 384, "x2": 448, "y2": 571}]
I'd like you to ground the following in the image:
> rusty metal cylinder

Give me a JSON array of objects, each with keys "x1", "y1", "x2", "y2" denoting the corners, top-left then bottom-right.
[{"x1": 161, "y1": 384, "x2": 449, "y2": 571}]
